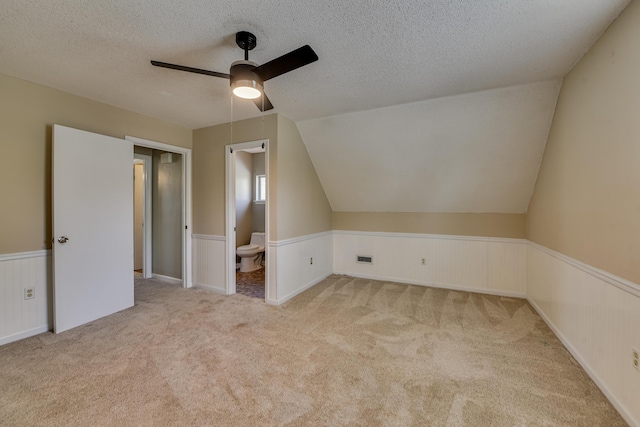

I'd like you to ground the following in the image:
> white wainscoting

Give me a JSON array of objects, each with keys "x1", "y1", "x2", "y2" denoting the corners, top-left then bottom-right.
[
  {"x1": 0, "y1": 251, "x2": 51, "y2": 346},
  {"x1": 527, "y1": 243, "x2": 640, "y2": 427},
  {"x1": 268, "y1": 231, "x2": 333, "y2": 305},
  {"x1": 192, "y1": 234, "x2": 226, "y2": 294},
  {"x1": 333, "y1": 231, "x2": 526, "y2": 297}
]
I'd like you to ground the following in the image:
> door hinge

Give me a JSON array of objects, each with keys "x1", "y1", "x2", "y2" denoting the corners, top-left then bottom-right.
[{"x1": 185, "y1": 225, "x2": 188, "y2": 230}]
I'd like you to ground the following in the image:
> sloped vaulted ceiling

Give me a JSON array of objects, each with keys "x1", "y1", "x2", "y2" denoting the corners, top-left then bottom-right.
[
  {"x1": 297, "y1": 81, "x2": 562, "y2": 213},
  {"x1": 0, "y1": 0, "x2": 631, "y2": 213}
]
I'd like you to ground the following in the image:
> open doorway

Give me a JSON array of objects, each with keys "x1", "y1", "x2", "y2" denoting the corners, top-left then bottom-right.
[
  {"x1": 127, "y1": 136, "x2": 192, "y2": 288},
  {"x1": 132, "y1": 148, "x2": 184, "y2": 284},
  {"x1": 234, "y1": 148, "x2": 266, "y2": 299},
  {"x1": 225, "y1": 139, "x2": 270, "y2": 302}
]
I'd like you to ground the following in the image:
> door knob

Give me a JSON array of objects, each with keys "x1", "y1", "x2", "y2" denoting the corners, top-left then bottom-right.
[{"x1": 57, "y1": 236, "x2": 69, "y2": 244}]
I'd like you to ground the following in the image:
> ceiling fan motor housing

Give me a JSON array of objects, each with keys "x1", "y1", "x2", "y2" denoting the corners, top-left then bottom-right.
[{"x1": 230, "y1": 60, "x2": 263, "y2": 94}]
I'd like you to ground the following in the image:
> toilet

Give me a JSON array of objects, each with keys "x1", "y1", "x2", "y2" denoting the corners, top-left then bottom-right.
[{"x1": 236, "y1": 232, "x2": 265, "y2": 272}]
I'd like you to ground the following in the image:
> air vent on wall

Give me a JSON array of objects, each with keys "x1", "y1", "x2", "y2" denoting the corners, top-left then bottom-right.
[{"x1": 356, "y1": 255, "x2": 373, "y2": 264}]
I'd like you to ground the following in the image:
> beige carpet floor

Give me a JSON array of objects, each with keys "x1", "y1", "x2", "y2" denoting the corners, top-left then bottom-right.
[{"x1": 0, "y1": 275, "x2": 625, "y2": 426}]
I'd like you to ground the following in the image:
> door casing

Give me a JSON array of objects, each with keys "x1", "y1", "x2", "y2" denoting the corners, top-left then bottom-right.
[
  {"x1": 225, "y1": 139, "x2": 270, "y2": 301},
  {"x1": 126, "y1": 136, "x2": 192, "y2": 288}
]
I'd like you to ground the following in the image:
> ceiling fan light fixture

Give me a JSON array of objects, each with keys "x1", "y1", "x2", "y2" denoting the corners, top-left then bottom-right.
[
  {"x1": 151, "y1": 31, "x2": 318, "y2": 112},
  {"x1": 231, "y1": 78, "x2": 263, "y2": 99}
]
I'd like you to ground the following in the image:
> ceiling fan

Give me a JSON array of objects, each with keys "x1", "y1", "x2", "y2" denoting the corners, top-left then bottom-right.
[{"x1": 151, "y1": 31, "x2": 318, "y2": 111}]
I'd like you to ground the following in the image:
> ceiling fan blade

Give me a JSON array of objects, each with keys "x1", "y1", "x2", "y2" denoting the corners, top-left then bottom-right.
[
  {"x1": 253, "y1": 92, "x2": 274, "y2": 112},
  {"x1": 252, "y1": 45, "x2": 318, "y2": 82},
  {"x1": 150, "y1": 60, "x2": 230, "y2": 79}
]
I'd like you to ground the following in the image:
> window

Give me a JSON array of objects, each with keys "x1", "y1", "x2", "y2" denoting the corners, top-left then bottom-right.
[{"x1": 255, "y1": 174, "x2": 266, "y2": 203}]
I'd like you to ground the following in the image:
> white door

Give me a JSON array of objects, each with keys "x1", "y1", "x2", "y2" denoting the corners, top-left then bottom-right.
[{"x1": 52, "y1": 125, "x2": 134, "y2": 333}]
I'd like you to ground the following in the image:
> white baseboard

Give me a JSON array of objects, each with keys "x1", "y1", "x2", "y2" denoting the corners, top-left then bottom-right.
[
  {"x1": 192, "y1": 282, "x2": 226, "y2": 295},
  {"x1": 527, "y1": 297, "x2": 638, "y2": 427},
  {"x1": 334, "y1": 271, "x2": 526, "y2": 299},
  {"x1": 0, "y1": 325, "x2": 50, "y2": 346},
  {"x1": 151, "y1": 274, "x2": 183, "y2": 285},
  {"x1": 277, "y1": 272, "x2": 332, "y2": 305}
]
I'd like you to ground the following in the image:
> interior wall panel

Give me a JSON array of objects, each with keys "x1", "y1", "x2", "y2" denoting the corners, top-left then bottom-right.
[
  {"x1": 192, "y1": 235, "x2": 226, "y2": 294},
  {"x1": 333, "y1": 231, "x2": 526, "y2": 297},
  {"x1": 527, "y1": 243, "x2": 640, "y2": 426},
  {"x1": 270, "y1": 231, "x2": 333, "y2": 305},
  {"x1": 0, "y1": 251, "x2": 50, "y2": 345}
]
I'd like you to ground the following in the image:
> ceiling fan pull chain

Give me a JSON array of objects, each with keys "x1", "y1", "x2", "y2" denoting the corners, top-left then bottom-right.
[{"x1": 230, "y1": 94, "x2": 234, "y2": 144}]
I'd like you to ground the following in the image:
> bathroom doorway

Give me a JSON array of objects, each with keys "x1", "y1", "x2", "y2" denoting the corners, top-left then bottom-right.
[{"x1": 225, "y1": 139, "x2": 270, "y2": 302}]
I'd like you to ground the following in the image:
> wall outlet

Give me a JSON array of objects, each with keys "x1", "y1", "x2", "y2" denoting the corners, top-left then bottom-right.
[
  {"x1": 421, "y1": 258, "x2": 426, "y2": 265},
  {"x1": 24, "y1": 288, "x2": 34, "y2": 300},
  {"x1": 310, "y1": 257, "x2": 313, "y2": 265},
  {"x1": 633, "y1": 348, "x2": 639, "y2": 371}
]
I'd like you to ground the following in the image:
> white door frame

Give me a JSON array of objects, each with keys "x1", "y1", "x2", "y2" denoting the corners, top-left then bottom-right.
[
  {"x1": 134, "y1": 153, "x2": 152, "y2": 278},
  {"x1": 225, "y1": 139, "x2": 269, "y2": 298},
  {"x1": 126, "y1": 136, "x2": 192, "y2": 288}
]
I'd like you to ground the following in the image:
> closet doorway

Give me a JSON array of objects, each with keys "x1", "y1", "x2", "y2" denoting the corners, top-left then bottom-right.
[{"x1": 127, "y1": 136, "x2": 192, "y2": 288}]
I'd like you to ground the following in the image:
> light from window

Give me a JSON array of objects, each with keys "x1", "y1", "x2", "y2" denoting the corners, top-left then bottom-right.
[{"x1": 255, "y1": 175, "x2": 266, "y2": 202}]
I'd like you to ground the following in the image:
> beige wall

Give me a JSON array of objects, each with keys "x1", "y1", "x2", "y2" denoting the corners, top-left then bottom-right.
[
  {"x1": 192, "y1": 114, "x2": 331, "y2": 241},
  {"x1": 235, "y1": 151, "x2": 253, "y2": 247},
  {"x1": 0, "y1": 73, "x2": 191, "y2": 255},
  {"x1": 277, "y1": 115, "x2": 332, "y2": 240},
  {"x1": 192, "y1": 115, "x2": 278, "y2": 238},
  {"x1": 334, "y1": 212, "x2": 526, "y2": 238},
  {"x1": 527, "y1": 0, "x2": 640, "y2": 283}
]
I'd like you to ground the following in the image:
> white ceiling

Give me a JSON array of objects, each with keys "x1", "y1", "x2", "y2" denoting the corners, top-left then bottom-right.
[{"x1": 0, "y1": 0, "x2": 630, "y2": 213}]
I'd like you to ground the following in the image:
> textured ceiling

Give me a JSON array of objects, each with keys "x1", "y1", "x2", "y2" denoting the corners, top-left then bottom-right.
[
  {"x1": 0, "y1": 1, "x2": 630, "y2": 214},
  {"x1": 0, "y1": 0, "x2": 630, "y2": 129}
]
